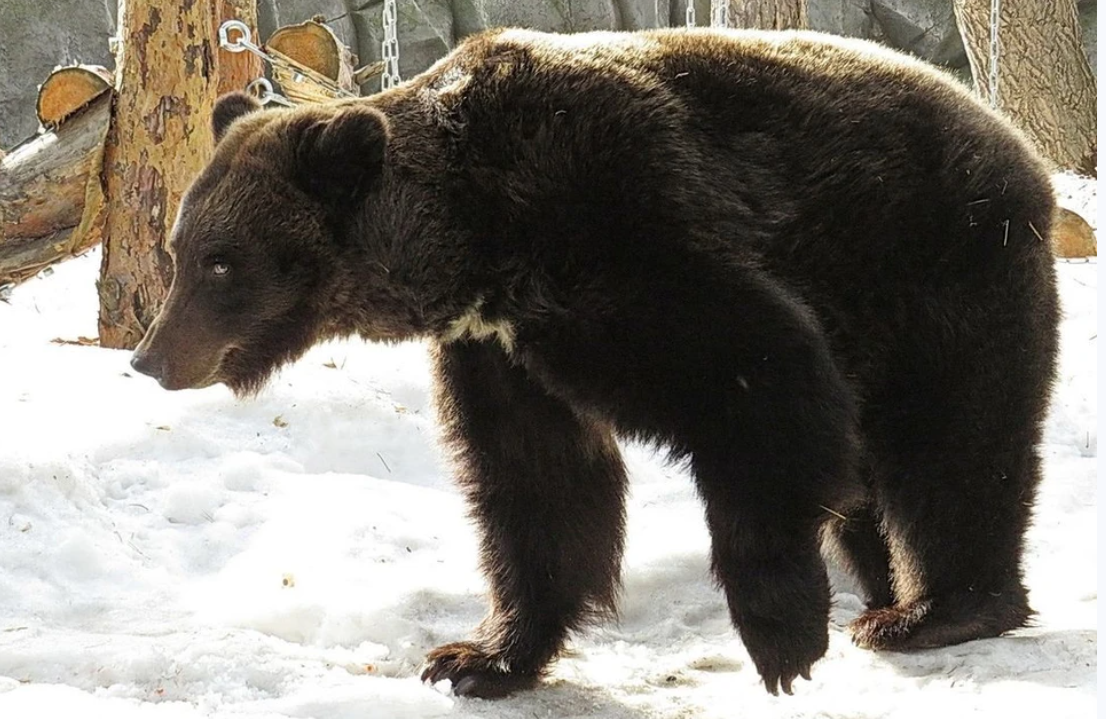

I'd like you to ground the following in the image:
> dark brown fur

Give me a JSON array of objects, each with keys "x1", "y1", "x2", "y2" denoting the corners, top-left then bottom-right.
[{"x1": 131, "y1": 29, "x2": 1060, "y2": 698}]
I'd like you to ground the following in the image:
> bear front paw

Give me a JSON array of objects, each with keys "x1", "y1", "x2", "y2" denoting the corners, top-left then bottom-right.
[
  {"x1": 749, "y1": 648, "x2": 818, "y2": 696},
  {"x1": 739, "y1": 616, "x2": 827, "y2": 695},
  {"x1": 420, "y1": 641, "x2": 538, "y2": 698}
]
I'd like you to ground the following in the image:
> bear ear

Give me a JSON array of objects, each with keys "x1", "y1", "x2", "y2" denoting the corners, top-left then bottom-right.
[
  {"x1": 213, "y1": 92, "x2": 263, "y2": 143},
  {"x1": 289, "y1": 104, "x2": 390, "y2": 202}
]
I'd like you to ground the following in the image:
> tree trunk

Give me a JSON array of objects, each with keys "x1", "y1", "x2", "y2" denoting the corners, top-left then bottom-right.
[
  {"x1": 727, "y1": 0, "x2": 808, "y2": 29},
  {"x1": 215, "y1": 0, "x2": 263, "y2": 95},
  {"x1": 96, "y1": 0, "x2": 260, "y2": 350},
  {"x1": 953, "y1": 0, "x2": 1096, "y2": 176}
]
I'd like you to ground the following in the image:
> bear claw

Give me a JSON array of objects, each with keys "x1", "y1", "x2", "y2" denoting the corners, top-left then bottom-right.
[
  {"x1": 421, "y1": 641, "x2": 538, "y2": 698},
  {"x1": 760, "y1": 662, "x2": 813, "y2": 696}
]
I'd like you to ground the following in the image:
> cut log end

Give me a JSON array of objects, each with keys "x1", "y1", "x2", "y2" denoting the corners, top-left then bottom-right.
[
  {"x1": 265, "y1": 19, "x2": 359, "y2": 103},
  {"x1": 1052, "y1": 207, "x2": 1097, "y2": 258},
  {"x1": 36, "y1": 65, "x2": 114, "y2": 128},
  {"x1": 267, "y1": 20, "x2": 348, "y2": 81}
]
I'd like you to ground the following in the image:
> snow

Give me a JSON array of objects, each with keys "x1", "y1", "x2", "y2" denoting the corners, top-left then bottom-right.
[{"x1": 0, "y1": 179, "x2": 1097, "y2": 718}]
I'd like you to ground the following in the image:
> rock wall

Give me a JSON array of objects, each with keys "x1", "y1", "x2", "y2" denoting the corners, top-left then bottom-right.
[
  {"x1": 0, "y1": 0, "x2": 117, "y2": 149},
  {"x1": 0, "y1": 0, "x2": 1096, "y2": 149}
]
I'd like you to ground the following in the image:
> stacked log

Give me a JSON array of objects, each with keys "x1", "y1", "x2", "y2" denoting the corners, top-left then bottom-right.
[
  {"x1": 265, "y1": 19, "x2": 360, "y2": 103},
  {"x1": 0, "y1": 69, "x2": 113, "y2": 285}
]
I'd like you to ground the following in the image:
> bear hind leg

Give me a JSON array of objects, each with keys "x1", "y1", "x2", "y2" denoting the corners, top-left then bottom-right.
[
  {"x1": 850, "y1": 385, "x2": 1045, "y2": 651},
  {"x1": 821, "y1": 501, "x2": 896, "y2": 611},
  {"x1": 849, "y1": 457, "x2": 1038, "y2": 651}
]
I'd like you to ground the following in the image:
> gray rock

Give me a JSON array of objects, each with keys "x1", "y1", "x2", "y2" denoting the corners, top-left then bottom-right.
[
  {"x1": 870, "y1": 0, "x2": 965, "y2": 67},
  {"x1": 348, "y1": 0, "x2": 453, "y2": 93},
  {"x1": 0, "y1": 0, "x2": 115, "y2": 148},
  {"x1": 618, "y1": 0, "x2": 674, "y2": 30},
  {"x1": 808, "y1": 0, "x2": 877, "y2": 39},
  {"x1": 351, "y1": 1, "x2": 625, "y2": 94}
]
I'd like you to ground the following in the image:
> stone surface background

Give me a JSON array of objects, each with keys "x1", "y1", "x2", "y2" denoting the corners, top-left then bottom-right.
[{"x1": 0, "y1": 0, "x2": 1097, "y2": 149}]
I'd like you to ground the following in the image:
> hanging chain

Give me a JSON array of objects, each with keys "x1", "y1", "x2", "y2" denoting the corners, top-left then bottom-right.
[
  {"x1": 988, "y1": 0, "x2": 1001, "y2": 109},
  {"x1": 710, "y1": 0, "x2": 729, "y2": 28},
  {"x1": 688, "y1": 2, "x2": 731, "y2": 29},
  {"x1": 382, "y1": 0, "x2": 402, "y2": 90}
]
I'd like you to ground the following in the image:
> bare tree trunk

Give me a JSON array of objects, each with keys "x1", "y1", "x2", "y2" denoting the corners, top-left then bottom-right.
[
  {"x1": 727, "y1": 0, "x2": 808, "y2": 29},
  {"x1": 215, "y1": 0, "x2": 263, "y2": 95},
  {"x1": 953, "y1": 0, "x2": 1096, "y2": 176},
  {"x1": 96, "y1": 0, "x2": 260, "y2": 350}
]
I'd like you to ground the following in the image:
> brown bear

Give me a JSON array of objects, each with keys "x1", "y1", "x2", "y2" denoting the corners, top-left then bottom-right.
[{"x1": 130, "y1": 28, "x2": 1059, "y2": 698}]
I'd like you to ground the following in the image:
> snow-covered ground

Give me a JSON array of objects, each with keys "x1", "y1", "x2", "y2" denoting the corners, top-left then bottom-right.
[{"x1": 0, "y1": 178, "x2": 1097, "y2": 718}]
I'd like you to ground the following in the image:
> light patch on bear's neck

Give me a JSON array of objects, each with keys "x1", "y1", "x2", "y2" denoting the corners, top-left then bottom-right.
[{"x1": 442, "y1": 300, "x2": 516, "y2": 353}]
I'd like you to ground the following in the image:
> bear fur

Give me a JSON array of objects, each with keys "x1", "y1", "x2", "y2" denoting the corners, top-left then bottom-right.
[{"x1": 131, "y1": 28, "x2": 1060, "y2": 698}]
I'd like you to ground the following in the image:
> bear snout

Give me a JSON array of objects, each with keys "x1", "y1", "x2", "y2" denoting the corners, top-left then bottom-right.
[
  {"x1": 130, "y1": 345, "x2": 219, "y2": 391},
  {"x1": 130, "y1": 346, "x2": 163, "y2": 382},
  {"x1": 131, "y1": 323, "x2": 223, "y2": 391}
]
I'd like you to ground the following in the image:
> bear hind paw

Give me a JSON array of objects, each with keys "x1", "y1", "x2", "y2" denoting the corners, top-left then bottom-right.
[{"x1": 849, "y1": 592, "x2": 1032, "y2": 651}]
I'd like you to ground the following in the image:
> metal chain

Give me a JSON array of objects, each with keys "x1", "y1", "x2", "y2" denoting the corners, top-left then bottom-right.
[
  {"x1": 988, "y1": 0, "x2": 1001, "y2": 109},
  {"x1": 711, "y1": 0, "x2": 729, "y2": 28},
  {"x1": 686, "y1": 0, "x2": 695, "y2": 28},
  {"x1": 382, "y1": 0, "x2": 402, "y2": 90}
]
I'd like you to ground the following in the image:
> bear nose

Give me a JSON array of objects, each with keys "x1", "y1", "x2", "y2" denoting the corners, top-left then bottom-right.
[{"x1": 130, "y1": 349, "x2": 162, "y2": 380}]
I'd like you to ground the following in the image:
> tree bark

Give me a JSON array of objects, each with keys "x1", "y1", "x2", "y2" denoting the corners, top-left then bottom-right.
[
  {"x1": 953, "y1": 0, "x2": 1096, "y2": 176},
  {"x1": 96, "y1": 0, "x2": 260, "y2": 350},
  {"x1": 727, "y1": 0, "x2": 808, "y2": 29},
  {"x1": 215, "y1": 0, "x2": 263, "y2": 95},
  {"x1": 0, "y1": 93, "x2": 112, "y2": 284}
]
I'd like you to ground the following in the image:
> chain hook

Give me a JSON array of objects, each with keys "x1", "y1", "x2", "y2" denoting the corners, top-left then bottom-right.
[
  {"x1": 219, "y1": 20, "x2": 253, "y2": 53},
  {"x1": 246, "y1": 78, "x2": 294, "y2": 107}
]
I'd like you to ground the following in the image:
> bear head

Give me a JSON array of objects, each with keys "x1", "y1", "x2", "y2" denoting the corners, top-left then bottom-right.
[{"x1": 130, "y1": 92, "x2": 391, "y2": 395}]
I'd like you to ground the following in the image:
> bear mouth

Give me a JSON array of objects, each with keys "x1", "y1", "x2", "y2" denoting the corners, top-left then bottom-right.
[
  {"x1": 156, "y1": 347, "x2": 240, "y2": 392},
  {"x1": 215, "y1": 346, "x2": 283, "y2": 398},
  {"x1": 159, "y1": 374, "x2": 220, "y2": 391}
]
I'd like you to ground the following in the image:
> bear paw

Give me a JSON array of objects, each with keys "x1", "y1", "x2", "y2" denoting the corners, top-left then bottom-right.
[
  {"x1": 739, "y1": 616, "x2": 826, "y2": 696},
  {"x1": 849, "y1": 602, "x2": 932, "y2": 650},
  {"x1": 420, "y1": 641, "x2": 538, "y2": 698},
  {"x1": 850, "y1": 594, "x2": 1030, "y2": 651}
]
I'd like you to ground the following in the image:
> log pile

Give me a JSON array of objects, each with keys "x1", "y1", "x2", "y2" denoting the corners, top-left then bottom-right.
[{"x1": 1, "y1": 70, "x2": 113, "y2": 285}]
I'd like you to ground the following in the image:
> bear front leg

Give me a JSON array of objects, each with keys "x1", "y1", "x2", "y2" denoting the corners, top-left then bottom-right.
[
  {"x1": 423, "y1": 338, "x2": 628, "y2": 698},
  {"x1": 685, "y1": 327, "x2": 859, "y2": 695},
  {"x1": 693, "y1": 462, "x2": 834, "y2": 695}
]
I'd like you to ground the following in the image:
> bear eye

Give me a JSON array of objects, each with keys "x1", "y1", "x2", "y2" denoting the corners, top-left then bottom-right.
[{"x1": 211, "y1": 260, "x2": 231, "y2": 277}]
